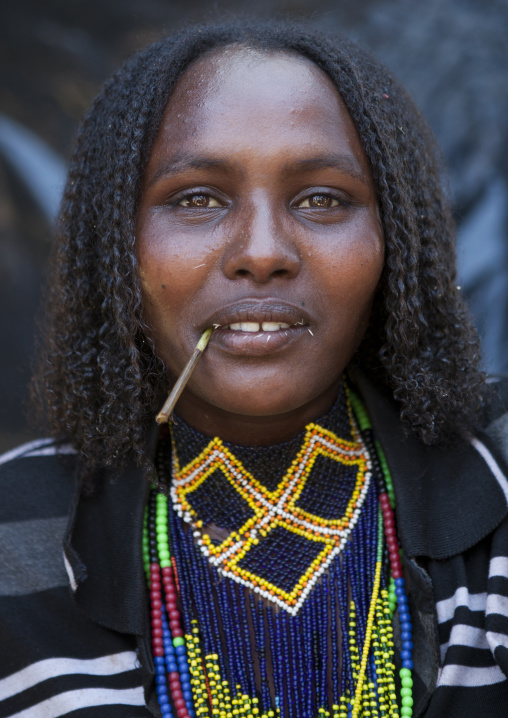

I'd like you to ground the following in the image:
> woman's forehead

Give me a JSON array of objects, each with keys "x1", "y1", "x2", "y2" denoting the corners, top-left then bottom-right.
[
  {"x1": 144, "y1": 47, "x2": 371, "y2": 186},
  {"x1": 163, "y1": 47, "x2": 342, "y2": 127}
]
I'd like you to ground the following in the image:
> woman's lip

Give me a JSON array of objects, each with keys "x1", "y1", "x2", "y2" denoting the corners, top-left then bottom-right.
[
  {"x1": 203, "y1": 298, "x2": 312, "y2": 330},
  {"x1": 210, "y1": 325, "x2": 309, "y2": 356}
]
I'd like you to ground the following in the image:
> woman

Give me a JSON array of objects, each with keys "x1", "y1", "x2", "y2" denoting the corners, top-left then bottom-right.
[{"x1": 1, "y1": 20, "x2": 507, "y2": 718}]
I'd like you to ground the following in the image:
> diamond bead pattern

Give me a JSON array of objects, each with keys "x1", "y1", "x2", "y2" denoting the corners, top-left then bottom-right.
[{"x1": 171, "y1": 420, "x2": 371, "y2": 615}]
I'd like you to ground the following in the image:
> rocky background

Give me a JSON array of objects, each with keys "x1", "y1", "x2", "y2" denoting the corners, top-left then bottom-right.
[{"x1": 1, "y1": 0, "x2": 507, "y2": 452}]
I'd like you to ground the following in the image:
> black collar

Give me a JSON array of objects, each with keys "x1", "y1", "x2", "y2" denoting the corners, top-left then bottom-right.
[
  {"x1": 354, "y1": 369, "x2": 508, "y2": 559},
  {"x1": 64, "y1": 372, "x2": 508, "y2": 634},
  {"x1": 63, "y1": 458, "x2": 150, "y2": 635}
]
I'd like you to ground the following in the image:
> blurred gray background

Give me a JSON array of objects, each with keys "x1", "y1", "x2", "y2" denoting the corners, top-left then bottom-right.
[{"x1": 1, "y1": 0, "x2": 507, "y2": 452}]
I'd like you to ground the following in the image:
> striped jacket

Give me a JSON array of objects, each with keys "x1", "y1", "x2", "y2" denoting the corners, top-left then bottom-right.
[{"x1": 1, "y1": 372, "x2": 508, "y2": 717}]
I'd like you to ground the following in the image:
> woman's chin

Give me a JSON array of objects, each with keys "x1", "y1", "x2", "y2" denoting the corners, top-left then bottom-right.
[
  {"x1": 171, "y1": 373, "x2": 342, "y2": 439},
  {"x1": 182, "y1": 387, "x2": 306, "y2": 419}
]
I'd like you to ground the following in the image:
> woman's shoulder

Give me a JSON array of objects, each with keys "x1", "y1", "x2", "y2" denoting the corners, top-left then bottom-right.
[
  {"x1": 0, "y1": 436, "x2": 77, "y2": 466},
  {"x1": 0, "y1": 437, "x2": 77, "y2": 517},
  {"x1": 485, "y1": 377, "x2": 508, "y2": 466},
  {"x1": 0, "y1": 438, "x2": 147, "y2": 717},
  {"x1": 0, "y1": 437, "x2": 77, "y2": 597}
]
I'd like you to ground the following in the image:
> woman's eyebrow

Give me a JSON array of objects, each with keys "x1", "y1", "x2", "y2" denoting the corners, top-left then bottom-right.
[
  {"x1": 148, "y1": 153, "x2": 234, "y2": 186},
  {"x1": 147, "y1": 152, "x2": 367, "y2": 187},
  {"x1": 281, "y1": 154, "x2": 368, "y2": 183}
]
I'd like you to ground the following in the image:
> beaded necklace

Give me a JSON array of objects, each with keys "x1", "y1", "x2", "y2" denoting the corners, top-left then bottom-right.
[{"x1": 143, "y1": 386, "x2": 414, "y2": 718}]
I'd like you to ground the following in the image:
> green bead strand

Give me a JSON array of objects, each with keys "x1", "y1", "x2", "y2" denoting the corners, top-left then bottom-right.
[
  {"x1": 142, "y1": 505, "x2": 150, "y2": 581},
  {"x1": 388, "y1": 577, "x2": 397, "y2": 617},
  {"x1": 349, "y1": 388, "x2": 395, "y2": 509},
  {"x1": 374, "y1": 439, "x2": 395, "y2": 508},
  {"x1": 377, "y1": 505, "x2": 384, "y2": 562},
  {"x1": 348, "y1": 390, "x2": 372, "y2": 431},
  {"x1": 155, "y1": 493, "x2": 172, "y2": 568}
]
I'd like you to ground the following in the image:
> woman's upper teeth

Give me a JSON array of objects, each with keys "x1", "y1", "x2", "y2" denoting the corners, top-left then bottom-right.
[{"x1": 228, "y1": 322, "x2": 291, "y2": 332}]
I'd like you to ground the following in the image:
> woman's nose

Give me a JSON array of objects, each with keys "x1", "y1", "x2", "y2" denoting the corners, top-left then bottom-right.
[{"x1": 221, "y1": 201, "x2": 301, "y2": 283}]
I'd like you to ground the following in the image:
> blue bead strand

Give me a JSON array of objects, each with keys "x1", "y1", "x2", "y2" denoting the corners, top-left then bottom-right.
[
  {"x1": 287, "y1": 604, "x2": 304, "y2": 710},
  {"x1": 266, "y1": 604, "x2": 287, "y2": 717},
  {"x1": 228, "y1": 580, "x2": 259, "y2": 694},
  {"x1": 394, "y1": 578, "x2": 414, "y2": 670},
  {"x1": 327, "y1": 559, "x2": 341, "y2": 704},
  {"x1": 251, "y1": 593, "x2": 273, "y2": 710},
  {"x1": 312, "y1": 579, "x2": 328, "y2": 710},
  {"x1": 333, "y1": 551, "x2": 351, "y2": 699}
]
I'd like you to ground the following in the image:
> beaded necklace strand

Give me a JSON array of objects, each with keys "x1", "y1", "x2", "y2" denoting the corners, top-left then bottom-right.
[
  {"x1": 142, "y1": 388, "x2": 414, "y2": 718},
  {"x1": 347, "y1": 392, "x2": 414, "y2": 718}
]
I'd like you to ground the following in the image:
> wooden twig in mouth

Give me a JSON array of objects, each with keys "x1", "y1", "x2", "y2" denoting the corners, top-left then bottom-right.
[{"x1": 155, "y1": 327, "x2": 214, "y2": 424}]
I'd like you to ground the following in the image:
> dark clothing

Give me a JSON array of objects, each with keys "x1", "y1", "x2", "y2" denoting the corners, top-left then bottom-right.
[{"x1": 1, "y1": 375, "x2": 508, "y2": 717}]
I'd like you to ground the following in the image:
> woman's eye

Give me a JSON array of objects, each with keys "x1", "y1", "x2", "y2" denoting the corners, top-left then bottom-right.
[
  {"x1": 297, "y1": 194, "x2": 340, "y2": 209},
  {"x1": 178, "y1": 194, "x2": 221, "y2": 208}
]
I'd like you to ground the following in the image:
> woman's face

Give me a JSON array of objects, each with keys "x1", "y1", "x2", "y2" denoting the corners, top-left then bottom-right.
[{"x1": 136, "y1": 47, "x2": 384, "y2": 443}]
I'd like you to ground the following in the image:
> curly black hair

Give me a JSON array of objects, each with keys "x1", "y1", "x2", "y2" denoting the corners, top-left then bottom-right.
[{"x1": 31, "y1": 20, "x2": 487, "y2": 480}]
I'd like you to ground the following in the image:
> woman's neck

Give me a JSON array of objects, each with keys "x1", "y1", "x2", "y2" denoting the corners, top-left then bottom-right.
[{"x1": 171, "y1": 376, "x2": 343, "y2": 446}]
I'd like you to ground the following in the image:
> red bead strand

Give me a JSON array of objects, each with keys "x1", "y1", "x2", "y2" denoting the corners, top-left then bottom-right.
[
  {"x1": 150, "y1": 563, "x2": 165, "y2": 657},
  {"x1": 379, "y1": 492, "x2": 403, "y2": 579}
]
